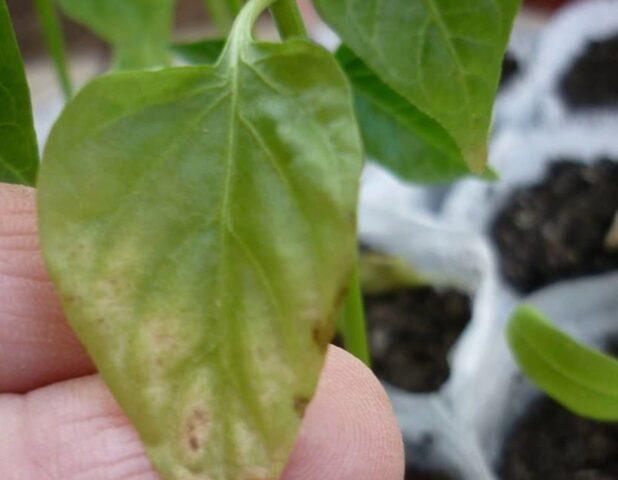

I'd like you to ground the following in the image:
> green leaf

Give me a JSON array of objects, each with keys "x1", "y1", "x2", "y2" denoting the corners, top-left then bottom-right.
[
  {"x1": 203, "y1": 0, "x2": 244, "y2": 35},
  {"x1": 336, "y1": 45, "x2": 470, "y2": 183},
  {"x1": 0, "y1": 0, "x2": 39, "y2": 186},
  {"x1": 359, "y1": 250, "x2": 425, "y2": 295},
  {"x1": 313, "y1": 0, "x2": 520, "y2": 173},
  {"x1": 38, "y1": 0, "x2": 362, "y2": 478},
  {"x1": 57, "y1": 0, "x2": 175, "y2": 70},
  {"x1": 508, "y1": 305, "x2": 618, "y2": 421},
  {"x1": 34, "y1": 0, "x2": 73, "y2": 99},
  {"x1": 171, "y1": 38, "x2": 226, "y2": 65}
]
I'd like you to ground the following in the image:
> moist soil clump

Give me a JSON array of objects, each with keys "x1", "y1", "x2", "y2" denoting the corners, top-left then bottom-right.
[
  {"x1": 491, "y1": 159, "x2": 618, "y2": 293},
  {"x1": 365, "y1": 287, "x2": 471, "y2": 393},
  {"x1": 498, "y1": 395, "x2": 618, "y2": 480},
  {"x1": 560, "y1": 34, "x2": 618, "y2": 109},
  {"x1": 500, "y1": 53, "x2": 520, "y2": 89},
  {"x1": 406, "y1": 466, "x2": 457, "y2": 480}
]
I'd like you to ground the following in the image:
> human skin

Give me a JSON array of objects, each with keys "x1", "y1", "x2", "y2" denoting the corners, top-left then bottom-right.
[{"x1": 0, "y1": 183, "x2": 404, "y2": 480}]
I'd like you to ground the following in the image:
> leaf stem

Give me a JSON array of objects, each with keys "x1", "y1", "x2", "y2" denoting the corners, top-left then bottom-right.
[
  {"x1": 34, "y1": 0, "x2": 72, "y2": 100},
  {"x1": 269, "y1": 0, "x2": 307, "y2": 40},
  {"x1": 339, "y1": 263, "x2": 371, "y2": 366}
]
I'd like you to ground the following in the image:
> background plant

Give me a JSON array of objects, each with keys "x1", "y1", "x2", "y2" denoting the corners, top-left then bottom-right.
[{"x1": 509, "y1": 305, "x2": 618, "y2": 421}]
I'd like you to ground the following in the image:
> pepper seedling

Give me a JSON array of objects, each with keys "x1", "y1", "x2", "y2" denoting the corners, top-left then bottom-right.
[
  {"x1": 508, "y1": 305, "x2": 618, "y2": 421},
  {"x1": 0, "y1": 0, "x2": 519, "y2": 478}
]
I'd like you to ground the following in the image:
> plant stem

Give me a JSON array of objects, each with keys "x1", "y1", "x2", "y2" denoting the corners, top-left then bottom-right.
[
  {"x1": 269, "y1": 0, "x2": 307, "y2": 40},
  {"x1": 203, "y1": 0, "x2": 244, "y2": 35},
  {"x1": 34, "y1": 0, "x2": 72, "y2": 100},
  {"x1": 339, "y1": 263, "x2": 371, "y2": 366}
]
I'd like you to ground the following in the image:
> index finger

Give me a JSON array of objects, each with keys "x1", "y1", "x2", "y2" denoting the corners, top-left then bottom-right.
[{"x1": 0, "y1": 183, "x2": 94, "y2": 393}]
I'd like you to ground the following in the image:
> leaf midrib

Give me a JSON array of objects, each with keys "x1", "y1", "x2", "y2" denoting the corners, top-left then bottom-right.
[{"x1": 419, "y1": 0, "x2": 473, "y2": 118}]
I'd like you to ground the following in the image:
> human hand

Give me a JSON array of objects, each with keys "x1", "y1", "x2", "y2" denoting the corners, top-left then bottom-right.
[{"x1": 0, "y1": 183, "x2": 404, "y2": 480}]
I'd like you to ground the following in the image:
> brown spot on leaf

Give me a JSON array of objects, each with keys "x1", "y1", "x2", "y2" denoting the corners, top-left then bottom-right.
[
  {"x1": 63, "y1": 294, "x2": 78, "y2": 305},
  {"x1": 312, "y1": 322, "x2": 332, "y2": 351},
  {"x1": 152, "y1": 329, "x2": 176, "y2": 350},
  {"x1": 333, "y1": 284, "x2": 349, "y2": 313},
  {"x1": 183, "y1": 407, "x2": 211, "y2": 454},
  {"x1": 312, "y1": 283, "x2": 350, "y2": 350},
  {"x1": 293, "y1": 395, "x2": 310, "y2": 417}
]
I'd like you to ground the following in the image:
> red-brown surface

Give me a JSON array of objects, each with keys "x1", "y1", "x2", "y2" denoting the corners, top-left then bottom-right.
[{"x1": 525, "y1": 0, "x2": 572, "y2": 11}]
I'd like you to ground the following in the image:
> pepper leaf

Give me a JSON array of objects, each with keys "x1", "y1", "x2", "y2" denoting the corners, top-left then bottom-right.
[
  {"x1": 0, "y1": 0, "x2": 39, "y2": 186},
  {"x1": 56, "y1": 0, "x2": 175, "y2": 69},
  {"x1": 508, "y1": 305, "x2": 618, "y2": 421},
  {"x1": 173, "y1": 39, "x2": 492, "y2": 184},
  {"x1": 336, "y1": 45, "x2": 470, "y2": 183},
  {"x1": 203, "y1": 0, "x2": 245, "y2": 34},
  {"x1": 313, "y1": 0, "x2": 520, "y2": 173},
  {"x1": 38, "y1": 0, "x2": 363, "y2": 478},
  {"x1": 171, "y1": 38, "x2": 227, "y2": 65}
]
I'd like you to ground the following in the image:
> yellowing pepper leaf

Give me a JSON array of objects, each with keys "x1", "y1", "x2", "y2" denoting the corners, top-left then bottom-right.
[
  {"x1": 313, "y1": 0, "x2": 520, "y2": 173},
  {"x1": 508, "y1": 305, "x2": 618, "y2": 421},
  {"x1": 0, "y1": 0, "x2": 39, "y2": 186},
  {"x1": 37, "y1": 0, "x2": 363, "y2": 478},
  {"x1": 57, "y1": 0, "x2": 175, "y2": 69}
]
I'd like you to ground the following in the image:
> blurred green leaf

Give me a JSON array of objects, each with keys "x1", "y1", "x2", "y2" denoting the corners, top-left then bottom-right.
[
  {"x1": 508, "y1": 305, "x2": 618, "y2": 421},
  {"x1": 170, "y1": 38, "x2": 226, "y2": 65},
  {"x1": 0, "y1": 0, "x2": 39, "y2": 186},
  {"x1": 34, "y1": 0, "x2": 73, "y2": 99},
  {"x1": 314, "y1": 0, "x2": 520, "y2": 173},
  {"x1": 57, "y1": 0, "x2": 175, "y2": 69},
  {"x1": 203, "y1": 0, "x2": 244, "y2": 34}
]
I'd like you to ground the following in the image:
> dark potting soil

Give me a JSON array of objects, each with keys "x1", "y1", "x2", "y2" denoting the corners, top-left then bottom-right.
[
  {"x1": 605, "y1": 335, "x2": 618, "y2": 356},
  {"x1": 406, "y1": 466, "x2": 457, "y2": 480},
  {"x1": 491, "y1": 159, "x2": 618, "y2": 293},
  {"x1": 498, "y1": 396, "x2": 618, "y2": 480},
  {"x1": 500, "y1": 53, "x2": 520, "y2": 89},
  {"x1": 364, "y1": 287, "x2": 472, "y2": 393},
  {"x1": 560, "y1": 34, "x2": 618, "y2": 109}
]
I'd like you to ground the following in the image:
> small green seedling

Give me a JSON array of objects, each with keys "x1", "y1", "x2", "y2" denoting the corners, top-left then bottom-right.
[
  {"x1": 58, "y1": 0, "x2": 175, "y2": 69},
  {"x1": 0, "y1": 0, "x2": 519, "y2": 478},
  {"x1": 508, "y1": 305, "x2": 618, "y2": 421}
]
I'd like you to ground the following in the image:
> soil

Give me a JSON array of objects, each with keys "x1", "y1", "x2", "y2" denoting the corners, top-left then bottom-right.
[
  {"x1": 499, "y1": 341, "x2": 618, "y2": 480},
  {"x1": 364, "y1": 287, "x2": 472, "y2": 393},
  {"x1": 406, "y1": 466, "x2": 457, "y2": 480},
  {"x1": 560, "y1": 34, "x2": 618, "y2": 110},
  {"x1": 491, "y1": 159, "x2": 618, "y2": 293},
  {"x1": 498, "y1": 395, "x2": 618, "y2": 480},
  {"x1": 500, "y1": 53, "x2": 520, "y2": 89}
]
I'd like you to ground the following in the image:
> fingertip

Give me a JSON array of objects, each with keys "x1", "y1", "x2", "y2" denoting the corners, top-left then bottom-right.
[{"x1": 282, "y1": 346, "x2": 404, "y2": 480}]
